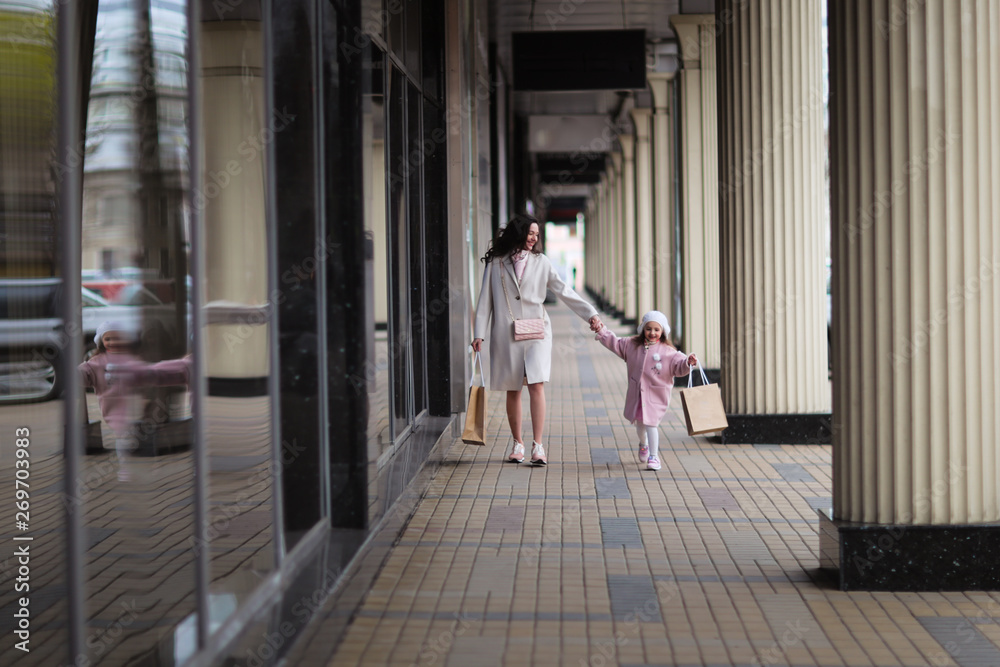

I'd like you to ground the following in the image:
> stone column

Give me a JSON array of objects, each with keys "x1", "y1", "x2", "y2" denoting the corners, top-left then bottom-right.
[
  {"x1": 590, "y1": 181, "x2": 606, "y2": 307},
  {"x1": 599, "y1": 171, "x2": 613, "y2": 309},
  {"x1": 584, "y1": 199, "x2": 593, "y2": 297},
  {"x1": 670, "y1": 14, "x2": 721, "y2": 374},
  {"x1": 202, "y1": 22, "x2": 268, "y2": 380},
  {"x1": 824, "y1": 0, "x2": 1000, "y2": 590},
  {"x1": 649, "y1": 75, "x2": 675, "y2": 334},
  {"x1": 716, "y1": 0, "x2": 830, "y2": 443},
  {"x1": 610, "y1": 152, "x2": 625, "y2": 316},
  {"x1": 619, "y1": 134, "x2": 637, "y2": 323},
  {"x1": 631, "y1": 109, "x2": 655, "y2": 317}
]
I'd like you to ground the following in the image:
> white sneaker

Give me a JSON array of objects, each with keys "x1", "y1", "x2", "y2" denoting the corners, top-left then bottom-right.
[
  {"x1": 638, "y1": 444, "x2": 649, "y2": 463},
  {"x1": 530, "y1": 441, "x2": 547, "y2": 465},
  {"x1": 646, "y1": 455, "x2": 661, "y2": 471},
  {"x1": 508, "y1": 441, "x2": 525, "y2": 462}
]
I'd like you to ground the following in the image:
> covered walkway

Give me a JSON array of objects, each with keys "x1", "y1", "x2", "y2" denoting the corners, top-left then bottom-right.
[{"x1": 286, "y1": 305, "x2": 999, "y2": 666}]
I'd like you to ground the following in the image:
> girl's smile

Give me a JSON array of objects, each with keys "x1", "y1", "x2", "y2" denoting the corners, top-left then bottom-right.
[
  {"x1": 102, "y1": 331, "x2": 130, "y2": 354},
  {"x1": 643, "y1": 322, "x2": 662, "y2": 344}
]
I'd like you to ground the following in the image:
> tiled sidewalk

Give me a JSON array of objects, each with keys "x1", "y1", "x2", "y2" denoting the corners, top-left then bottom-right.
[{"x1": 308, "y1": 304, "x2": 1000, "y2": 666}]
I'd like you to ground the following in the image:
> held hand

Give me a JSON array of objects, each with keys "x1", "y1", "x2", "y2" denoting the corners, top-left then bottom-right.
[
  {"x1": 472, "y1": 338, "x2": 483, "y2": 352},
  {"x1": 687, "y1": 353, "x2": 698, "y2": 367},
  {"x1": 589, "y1": 316, "x2": 604, "y2": 333}
]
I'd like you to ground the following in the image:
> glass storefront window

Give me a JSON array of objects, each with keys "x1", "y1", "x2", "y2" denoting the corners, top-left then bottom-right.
[
  {"x1": 77, "y1": 2, "x2": 199, "y2": 663},
  {"x1": 363, "y1": 44, "x2": 390, "y2": 469},
  {"x1": 198, "y1": 8, "x2": 277, "y2": 630},
  {"x1": 0, "y1": 3, "x2": 69, "y2": 664},
  {"x1": 0, "y1": 0, "x2": 448, "y2": 661}
]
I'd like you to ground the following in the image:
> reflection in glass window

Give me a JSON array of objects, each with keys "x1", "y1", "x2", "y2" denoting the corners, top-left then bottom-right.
[
  {"x1": 197, "y1": 10, "x2": 276, "y2": 605},
  {"x1": 0, "y1": 1, "x2": 68, "y2": 663},
  {"x1": 77, "y1": 2, "x2": 201, "y2": 664},
  {"x1": 363, "y1": 45, "x2": 390, "y2": 467}
]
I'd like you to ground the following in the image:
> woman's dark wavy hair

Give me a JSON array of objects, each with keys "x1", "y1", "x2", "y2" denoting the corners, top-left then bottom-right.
[{"x1": 480, "y1": 214, "x2": 541, "y2": 264}]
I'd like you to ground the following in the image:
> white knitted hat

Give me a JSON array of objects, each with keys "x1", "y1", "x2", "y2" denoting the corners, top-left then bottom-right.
[
  {"x1": 94, "y1": 320, "x2": 135, "y2": 346},
  {"x1": 637, "y1": 310, "x2": 671, "y2": 337}
]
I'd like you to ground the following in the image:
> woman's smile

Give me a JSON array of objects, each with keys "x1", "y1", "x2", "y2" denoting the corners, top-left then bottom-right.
[{"x1": 525, "y1": 223, "x2": 539, "y2": 250}]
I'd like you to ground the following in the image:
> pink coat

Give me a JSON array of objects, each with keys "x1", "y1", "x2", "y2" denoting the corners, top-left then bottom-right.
[
  {"x1": 79, "y1": 353, "x2": 142, "y2": 436},
  {"x1": 596, "y1": 328, "x2": 691, "y2": 426},
  {"x1": 79, "y1": 354, "x2": 192, "y2": 436}
]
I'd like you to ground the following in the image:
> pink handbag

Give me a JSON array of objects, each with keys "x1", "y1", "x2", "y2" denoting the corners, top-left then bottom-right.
[
  {"x1": 513, "y1": 318, "x2": 545, "y2": 340},
  {"x1": 501, "y1": 270, "x2": 545, "y2": 341}
]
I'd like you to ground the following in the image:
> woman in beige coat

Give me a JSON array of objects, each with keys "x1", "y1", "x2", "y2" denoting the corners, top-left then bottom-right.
[{"x1": 472, "y1": 214, "x2": 603, "y2": 464}]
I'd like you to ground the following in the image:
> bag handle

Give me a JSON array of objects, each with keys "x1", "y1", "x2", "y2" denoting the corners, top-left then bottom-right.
[
  {"x1": 471, "y1": 351, "x2": 485, "y2": 387},
  {"x1": 687, "y1": 360, "x2": 709, "y2": 388}
]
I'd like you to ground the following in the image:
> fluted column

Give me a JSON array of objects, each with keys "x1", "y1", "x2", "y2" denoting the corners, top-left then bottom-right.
[
  {"x1": 670, "y1": 15, "x2": 721, "y2": 371},
  {"x1": 649, "y1": 75, "x2": 675, "y2": 333},
  {"x1": 620, "y1": 134, "x2": 637, "y2": 323},
  {"x1": 585, "y1": 200, "x2": 594, "y2": 297},
  {"x1": 592, "y1": 182, "x2": 606, "y2": 304},
  {"x1": 631, "y1": 109, "x2": 655, "y2": 316},
  {"x1": 831, "y1": 0, "x2": 1000, "y2": 526},
  {"x1": 611, "y1": 152, "x2": 625, "y2": 314},
  {"x1": 716, "y1": 0, "x2": 830, "y2": 443},
  {"x1": 600, "y1": 171, "x2": 613, "y2": 307}
]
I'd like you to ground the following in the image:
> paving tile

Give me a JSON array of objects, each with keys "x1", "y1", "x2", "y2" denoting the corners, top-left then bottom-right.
[
  {"x1": 771, "y1": 463, "x2": 818, "y2": 483},
  {"x1": 678, "y1": 454, "x2": 716, "y2": 475},
  {"x1": 595, "y1": 478, "x2": 630, "y2": 499},
  {"x1": 275, "y1": 305, "x2": 999, "y2": 667},
  {"x1": 590, "y1": 448, "x2": 621, "y2": 465},
  {"x1": 600, "y1": 517, "x2": 643, "y2": 549},
  {"x1": 607, "y1": 574, "x2": 661, "y2": 622},
  {"x1": 918, "y1": 617, "x2": 1000, "y2": 667}
]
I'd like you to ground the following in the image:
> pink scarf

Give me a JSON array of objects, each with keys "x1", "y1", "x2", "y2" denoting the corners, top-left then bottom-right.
[{"x1": 513, "y1": 250, "x2": 529, "y2": 282}]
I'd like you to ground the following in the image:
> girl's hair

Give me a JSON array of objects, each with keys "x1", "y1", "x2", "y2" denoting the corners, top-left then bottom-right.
[
  {"x1": 632, "y1": 323, "x2": 672, "y2": 346},
  {"x1": 481, "y1": 213, "x2": 541, "y2": 264}
]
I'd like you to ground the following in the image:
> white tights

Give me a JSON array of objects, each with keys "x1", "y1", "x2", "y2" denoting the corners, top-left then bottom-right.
[
  {"x1": 115, "y1": 437, "x2": 135, "y2": 481},
  {"x1": 635, "y1": 423, "x2": 660, "y2": 459}
]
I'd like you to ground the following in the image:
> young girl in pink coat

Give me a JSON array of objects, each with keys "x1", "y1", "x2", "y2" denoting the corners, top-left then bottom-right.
[
  {"x1": 595, "y1": 311, "x2": 697, "y2": 470},
  {"x1": 79, "y1": 321, "x2": 193, "y2": 481},
  {"x1": 79, "y1": 321, "x2": 143, "y2": 480}
]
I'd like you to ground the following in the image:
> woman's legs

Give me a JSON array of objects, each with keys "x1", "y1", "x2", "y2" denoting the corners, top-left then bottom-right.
[
  {"x1": 506, "y1": 390, "x2": 523, "y2": 443},
  {"x1": 527, "y1": 383, "x2": 546, "y2": 444}
]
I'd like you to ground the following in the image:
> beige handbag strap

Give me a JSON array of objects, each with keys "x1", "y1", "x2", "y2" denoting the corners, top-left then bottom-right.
[{"x1": 499, "y1": 266, "x2": 517, "y2": 324}]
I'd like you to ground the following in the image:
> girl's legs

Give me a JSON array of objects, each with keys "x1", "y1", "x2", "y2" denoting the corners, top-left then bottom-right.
[
  {"x1": 115, "y1": 436, "x2": 134, "y2": 481},
  {"x1": 634, "y1": 423, "x2": 649, "y2": 461},
  {"x1": 506, "y1": 390, "x2": 523, "y2": 443},
  {"x1": 527, "y1": 382, "x2": 546, "y2": 444},
  {"x1": 644, "y1": 425, "x2": 660, "y2": 459}
]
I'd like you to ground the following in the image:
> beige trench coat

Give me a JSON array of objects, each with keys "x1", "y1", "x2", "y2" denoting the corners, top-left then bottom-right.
[{"x1": 474, "y1": 252, "x2": 598, "y2": 390}]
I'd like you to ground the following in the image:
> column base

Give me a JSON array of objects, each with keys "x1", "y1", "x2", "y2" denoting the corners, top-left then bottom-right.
[
  {"x1": 720, "y1": 413, "x2": 831, "y2": 444},
  {"x1": 818, "y1": 508, "x2": 1000, "y2": 591},
  {"x1": 208, "y1": 376, "x2": 269, "y2": 397}
]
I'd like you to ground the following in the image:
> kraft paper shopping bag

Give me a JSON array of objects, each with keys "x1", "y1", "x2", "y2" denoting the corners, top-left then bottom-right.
[
  {"x1": 679, "y1": 364, "x2": 729, "y2": 436},
  {"x1": 461, "y1": 352, "x2": 487, "y2": 446}
]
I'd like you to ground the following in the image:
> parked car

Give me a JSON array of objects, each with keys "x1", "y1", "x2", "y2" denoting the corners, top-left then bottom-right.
[{"x1": 0, "y1": 278, "x2": 64, "y2": 403}]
